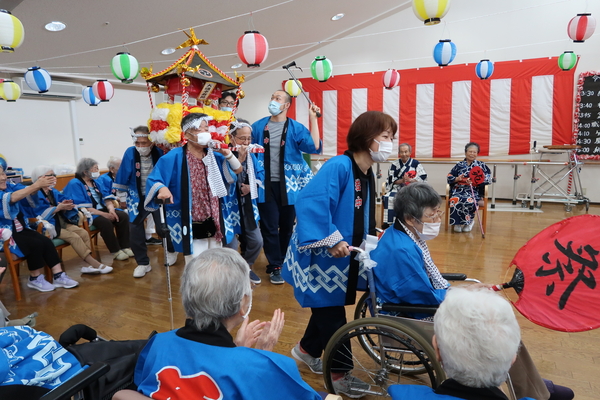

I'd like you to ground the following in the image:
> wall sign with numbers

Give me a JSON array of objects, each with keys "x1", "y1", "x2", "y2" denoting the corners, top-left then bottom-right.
[{"x1": 574, "y1": 72, "x2": 600, "y2": 159}]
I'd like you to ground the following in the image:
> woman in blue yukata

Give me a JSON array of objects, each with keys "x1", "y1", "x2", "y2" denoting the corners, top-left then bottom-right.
[
  {"x1": 447, "y1": 142, "x2": 491, "y2": 233},
  {"x1": 283, "y1": 111, "x2": 396, "y2": 398}
]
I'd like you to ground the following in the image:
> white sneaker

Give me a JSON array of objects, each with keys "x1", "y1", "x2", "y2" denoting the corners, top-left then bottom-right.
[
  {"x1": 27, "y1": 275, "x2": 55, "y2": 292},
  {"x1": 133, "y1": 264, "x2": 152, "y2": 278},
  {"x1": 122, "y1": 248, "x2": 134, "y2": 257},
  {"x1": 453, "y1": 225, "x2": 463, "y2": 233},
  {"x1": 167, "y1": 252, "x2": 178, "y2": 266},
  {"x1": 81, "y1": 264, "x2": 113, "y2": 274},
  {"x1": 113, "y1": 250, "x2": 129, "y2": 260},
  {"x1": 463, "y1": 221, "x2": 475, "y2": 232}
]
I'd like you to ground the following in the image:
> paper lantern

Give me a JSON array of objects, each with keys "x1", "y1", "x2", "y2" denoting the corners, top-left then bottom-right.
[
  {"x1": 82, "y1": 86, "x2": 101, "y2": 106},
  {"x1": 558, "y1": 51, "x2": 577, "y2": 71},
  {"x1": 284, "y1": 79, "x2": 302, "y2": 97},
  {"x1": 0, "y1": 9, "x2": 24, "y2": 53},
  {"x1": 0, "y1": 79, "x2": 21, "y2": 101},
  {"x1": 111, "y1": 52, "x2": 139, "y2": 83},
  {"x1": 382, "y1": 69, "x2": 400, "y2": 90},
  {"x1": 567, "y1": 13, "x2": 596, "y2": 43},
  {"x1": 433, "y1": 39, "x2": 456, "y2": 66},
  {"x1": 24, "y1": 66, "x2": 52, "y2": 93},
  {"x1": 475, "y1": 59, "x2": 494, "y2": 80},
  {"x1": 237, "y1": 31, "x2": 269, "y2": 68},
  {"x1": 412, "y1": 0, "x2": 451, "y2": 26},
  {"x1": 311, "y1": 56, "x2": 333, "y2": 82},
  {"x1": 92, "y1": 79, "x2": 114, "y2": 102}
]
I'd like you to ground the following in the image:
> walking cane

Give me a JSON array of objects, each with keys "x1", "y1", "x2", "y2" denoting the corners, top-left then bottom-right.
[
  {"x1": 157, "y1": 199, "x2": 174, "y2": 330},
  {"x1": 469, "y1": 183, "x2": 485, "y2": 238},
  {"x1": 468, "y1": 166, "x2": 487, "y2": 238}
]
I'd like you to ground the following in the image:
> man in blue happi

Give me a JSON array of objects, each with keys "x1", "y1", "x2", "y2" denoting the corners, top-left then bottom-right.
[
  {"x1": 114, "y1": 126, "x2": 177, "y2": 279},
  {"x1": 251, "y1": 89, "x2": 321, "y2": 284},
  {"x1": 144, "y1": 113, "x2": 242, "y2": 265}
]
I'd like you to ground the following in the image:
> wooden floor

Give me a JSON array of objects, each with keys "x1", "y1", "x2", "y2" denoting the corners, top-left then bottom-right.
[{"x1": 1, "y1": 201, "x2": 599, "y2": 399}]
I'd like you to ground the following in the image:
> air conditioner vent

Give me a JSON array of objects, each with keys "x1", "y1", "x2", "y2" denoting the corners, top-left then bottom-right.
[{"x1": 16, "y1": 77, "x2": 82, "y2": 100}]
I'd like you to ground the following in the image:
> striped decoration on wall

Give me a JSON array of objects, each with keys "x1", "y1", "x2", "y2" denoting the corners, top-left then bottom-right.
[{"x1": 286, "y1": 57, "x2": 576, "y2": 158}]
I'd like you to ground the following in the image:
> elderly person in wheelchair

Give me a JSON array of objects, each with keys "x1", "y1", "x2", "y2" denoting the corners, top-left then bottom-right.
[
  {"x1": 367, "y1": 183, "x2": 573, "y2": 400},
  {"x1": 114, "y1": 248, "x2": 329, "y2": 400}
]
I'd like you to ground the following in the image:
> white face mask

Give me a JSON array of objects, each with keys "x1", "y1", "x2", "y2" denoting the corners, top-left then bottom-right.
[
  {"x1": 189, "y1": 131, "x2": 212, "y2": 145},
  {"x1": 91, "y1": 171, "x2": 100, "y2": 179},
  {"x1": 242, "y1": 295, "x2": 253, "y2": 319},
  {"x1": 416, "y1": 221, "x2": 441, "y2": 241},
  {"x1": 370, "y1": 140, "x2": 393, "y2": 162},
  {"x1": 136, "y1": 146, "x2": 152, "y2": 156}
]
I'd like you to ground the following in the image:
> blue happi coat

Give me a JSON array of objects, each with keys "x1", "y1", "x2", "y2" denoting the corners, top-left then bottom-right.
[
  {"x1": 134, "y1": 328, "x2": 320, "y2": 400},
  {"x1": 62, "y1": 178, "x2": 116, "y2": 221},
  {"x1": 227, "y1": 152, "x2": 263, "y2": 238},
  {"x1": 447, "y1": 159, "x2": 491, "y2": 225},
  {"x1": 0, "y1": 181, "x2": 27, "y2": 257},
  {"x1": 96, "y1": 172, "x2": 115, "y2": 198},
  {"x1": 19, "y1": 188, "x2": 80, "y2": 228},
  {"x1": 113, "y1": 146, "x2": 163, "y2": 221},
  {"x1": 283, "y1": 155, "x2": 373, "y2": 308},
  {"x1": 0, "y1": 326, "x2": 84, "y2": 389},
  {"x1": 144, "y1": 146, "x2": 237, "y2": 254},
  {"x1": 251, "y1": 116, "x2": 319, "y2": 205}
]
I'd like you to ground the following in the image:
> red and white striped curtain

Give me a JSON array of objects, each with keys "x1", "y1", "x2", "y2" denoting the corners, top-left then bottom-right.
[{"x1": 287, "y1": 57, "x2": 576, "y2": 158}]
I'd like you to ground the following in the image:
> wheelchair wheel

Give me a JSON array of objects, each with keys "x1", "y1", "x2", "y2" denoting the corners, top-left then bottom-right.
[
  {"x1": 323, "y1": 317, "x2": 445, "y2": 398},
  {"x1": 353, "y1": 293, "x2": 429, "y2": 376}
]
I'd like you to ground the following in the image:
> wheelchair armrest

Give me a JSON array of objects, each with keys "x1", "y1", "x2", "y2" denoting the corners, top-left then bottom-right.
[
  {"x1": 381, "y1": 303, "x2": 438, "y2": 315},
  {"x1": 40, "y1": 362, "x2": 110, "y2": 400},
  {"x1": 441, "y1": 273, "x2": 467, "y2": 281}
]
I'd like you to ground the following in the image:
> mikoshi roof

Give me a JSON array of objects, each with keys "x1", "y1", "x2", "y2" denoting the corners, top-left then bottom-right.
[{"x1": 140, "y1": 28, "x2": 242, "y2": 91}]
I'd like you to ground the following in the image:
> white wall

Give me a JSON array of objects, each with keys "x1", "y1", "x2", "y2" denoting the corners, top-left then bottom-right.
[{"x1": 0, "y1": 86, "x2": 153, "y2": 174}]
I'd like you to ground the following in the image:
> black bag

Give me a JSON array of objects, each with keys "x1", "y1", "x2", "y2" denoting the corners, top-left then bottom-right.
[{"x1": 192, "y1": 218, "x2": 217, "y2": 239}]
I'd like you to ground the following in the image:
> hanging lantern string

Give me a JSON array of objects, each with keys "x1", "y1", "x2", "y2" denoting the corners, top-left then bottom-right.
[
  {"x1": 0, "y1": 0, "x2": 293, "y2": 67},
  {"x1": 439, "y1": 20, "x2": 451, "y2": 41}
]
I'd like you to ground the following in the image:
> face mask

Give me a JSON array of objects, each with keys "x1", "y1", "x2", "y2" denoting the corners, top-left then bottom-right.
[
  {"x1": 242, "y1": 295, "x2": 253, "y2": 319},
  {"x1": 370, "y1": 140, "x2": 393, "y2": 162},
  {"x1": 416, "y1": 221, "x2": 441, "y2": 241},
  {"x1": 91, "y1": 171, "x2": 100, "y2": 179},
  {"x1": 268, "y1": 100, "x2": 283, "y2": 116},
  {"x1": 189, "y1": 131, "x2": 212, "y2": 145},
  {"x1": 220, "y1": 107, "x2": 233, "y2": 112},
  {"x1": 136, "y1": 146, "x2": 151, "y2": 157}
]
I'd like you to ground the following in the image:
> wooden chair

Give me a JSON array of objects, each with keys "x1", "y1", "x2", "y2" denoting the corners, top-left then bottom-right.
[
  {"x1": 82, "y1": 213, "x2": 100, "y2": 257},
  {"x1": 445, "y1": 184, "x2": 488, "y2": 235},
  {"x1": 2, "y1": 236, "x2": 52, "y2": 301}
]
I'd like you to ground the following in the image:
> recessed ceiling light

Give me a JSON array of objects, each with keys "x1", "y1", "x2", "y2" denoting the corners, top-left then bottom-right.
[
  {"x1": 231, "y1": 63, "x2": 243, "y2": 69},
  {"x1": 161, "y1": 48, "x2": 176, "y2": 55},
  {"x1": 44, "y1": 21, "x2": 66, "y2": 32},
  {"x1": 331, "y1": 13, "x2": 345, "y2": 21}
]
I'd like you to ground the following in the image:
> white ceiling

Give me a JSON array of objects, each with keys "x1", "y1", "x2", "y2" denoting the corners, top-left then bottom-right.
[{"x1": 0, "y1": 0, "x2": 411, "y2": 84}]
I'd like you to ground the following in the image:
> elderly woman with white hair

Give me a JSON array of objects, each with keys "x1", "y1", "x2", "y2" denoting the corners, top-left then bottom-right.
[
  {"x1": 20, "y1": 165, "x2": 112, "y2": 274},
  {"x1": 113, "y1": 248, "x2": 325, "y2": 400},
  {"x1": 63, "y1": 158, "x2": 132, "y2": 261},
  {"x1": 96, "y1": 156, "x2": 121, "y2": 199}
]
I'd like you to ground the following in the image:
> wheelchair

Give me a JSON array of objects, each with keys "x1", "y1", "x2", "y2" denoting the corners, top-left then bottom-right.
[{"x1": 321, "y1": 248, "x2": 506, "y2": 399}]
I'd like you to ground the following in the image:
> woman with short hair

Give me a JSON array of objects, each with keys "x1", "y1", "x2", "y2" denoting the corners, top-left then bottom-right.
[{"x1": 63, "y1": 158, "x2": 131, "y2": 260}]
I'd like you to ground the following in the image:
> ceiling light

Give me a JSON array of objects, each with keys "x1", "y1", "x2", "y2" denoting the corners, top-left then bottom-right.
[
  {"x1": 331, "y1": 13, "x2": 345, "y2": 21},
  {"x1": 231, "y1": 63, "x2": 243, "y2": 69},
  {"x1": 161, "y1": 48, "x2": 176, "y2": 55},
  {"x1": 44, "y1": 21, "x2": 66, "y2": 32}
]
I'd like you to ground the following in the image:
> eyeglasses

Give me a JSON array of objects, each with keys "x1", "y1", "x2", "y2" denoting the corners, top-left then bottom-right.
[
  {"x1": 235, "y1": 136, "x2": 252, "y2": 142},
  {"x1": 44, "y1": 174, "x2": 57, "y2": 177},
  {"x1": 220, "y1": 101, "x2": 235, "y2": 107},
  {"x1": 422, "y1": 209, "x2": 444, "y2": 220}
]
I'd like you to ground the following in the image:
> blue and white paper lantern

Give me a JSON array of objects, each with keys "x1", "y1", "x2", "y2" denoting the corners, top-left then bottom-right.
[
  {"x1": 82, "y1": 86, "x2": 100, "y2": 106},
  {"x1": 24, "y1": 66, "x2": 52, "y2": 93},
  {"x1": 475, "y1": 59, "x2": 494, "y2": 80},
  {"x1": 433, "y1": 39, "x2": 456, "y2": 66}
]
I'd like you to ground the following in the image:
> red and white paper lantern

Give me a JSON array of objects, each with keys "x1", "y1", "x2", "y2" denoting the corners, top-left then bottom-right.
[
  {"x1": 92, "y1": 79, "x2": 114, "y2": 102},
  {"x1": 237, "y1": 30, "x2": 269, "y2": 68},
  {"x1": 567, "y1": 13, "x2": 596, "y2": 43},
  {"x1": 382, "y1": 69, "x2": 400, "y2": 89}
]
